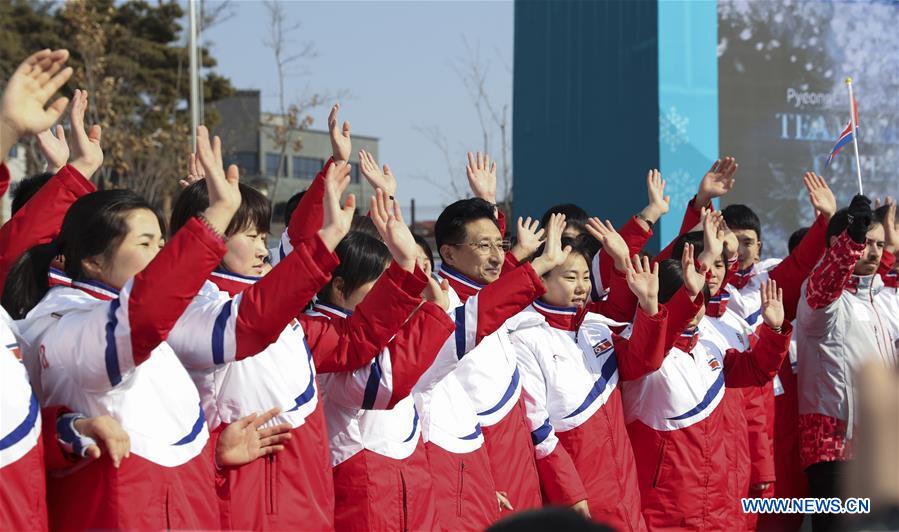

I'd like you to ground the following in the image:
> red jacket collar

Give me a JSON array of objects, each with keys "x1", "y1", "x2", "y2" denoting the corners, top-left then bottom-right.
[
  {"x1": 532, "y1": 299, "x2": 582, "y2": 332},
  {"x1": 705, "y1": 291, "x2": 730, "y2": 318},
  {"x1": 310, "y1": 301, "x2": 352, "y2": 320},
  {"x1": 48, "y1": 268, "x2": 119, "y2": 301},
  {"x1": 437, "y1": 263, "x2": 484, "y2": 302},
  {"x1": 673, "y1": 326, "x2": 700, "y2": 352},
  {"x1": 730, "y1": 264, "x2": 755, "y2": 290},
  {"x1": 208, "y1": 268, "x2": 260, "y2": 296}
]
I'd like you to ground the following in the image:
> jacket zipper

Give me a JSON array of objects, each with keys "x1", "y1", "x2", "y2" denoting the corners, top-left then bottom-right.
[
  {"x1": 266, "y1": 454, "x2": 276, "y2": 515},
  {"x1": 652, "y1": 439, "x2": 667, "y2": 488},
  {"x1": 456, "y1": 461, "x2": 465, "y2": 516}
]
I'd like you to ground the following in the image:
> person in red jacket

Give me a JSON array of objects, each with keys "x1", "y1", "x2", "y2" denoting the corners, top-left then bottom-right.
[{"x1": 622, "y1": 243, "x2": 792, "y2": 531}]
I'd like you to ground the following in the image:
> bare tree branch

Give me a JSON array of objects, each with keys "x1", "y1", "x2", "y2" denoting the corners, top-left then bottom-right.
[{"x1": 412, "y1": 124, "x2": 466, "y2": 199}]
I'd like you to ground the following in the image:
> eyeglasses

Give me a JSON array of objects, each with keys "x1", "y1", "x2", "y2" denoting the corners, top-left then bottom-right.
[{"x1": 451, "y1": 239, "x2": 512, "y2": 255}]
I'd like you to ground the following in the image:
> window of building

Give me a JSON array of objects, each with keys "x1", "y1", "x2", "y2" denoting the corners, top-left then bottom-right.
[
  {"x1": 292, "y1": 156, "x2": 323, "y2": 180},
  {"x1": 265, "y1": 152, "x2": 287, "y2": 177},
  {"x1": 224, "y1": 152, "x2": 258, "y2": 175}
]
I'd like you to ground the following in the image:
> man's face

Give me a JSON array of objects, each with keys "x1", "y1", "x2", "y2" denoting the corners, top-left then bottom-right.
[
  {"x1": 854, "y1": 223, "x2": 885, "y2": 276},
  {"x1": 732, "y1": 228, "x2": 761, "y2": 270},
  {"x1": 441, "y1": 218, "x2": 505, "y2": 284}
]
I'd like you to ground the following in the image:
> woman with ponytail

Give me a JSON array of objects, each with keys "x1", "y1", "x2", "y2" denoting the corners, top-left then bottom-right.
[{"x1": 11, "y1": 126, "x2": 242, "y2": 530}]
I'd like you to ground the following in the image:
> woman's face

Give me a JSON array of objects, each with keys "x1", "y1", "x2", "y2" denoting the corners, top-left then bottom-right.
[
  {"x1": 85, "y1": 208, "x2": 164, "y2": 289},
  {"x1": 707, "y1": 256, "x2": 727, "y2": 294},
  {"x1": 540, "y1": 253, "x2": 591, "y2": 308},
  {"x1": 222, "y1": 224, "x2": 269, "y2": 277}
]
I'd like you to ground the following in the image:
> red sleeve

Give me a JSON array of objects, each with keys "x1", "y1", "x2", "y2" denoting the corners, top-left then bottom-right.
[
  {"x1": 805, "y1": 231, "x2": 865, "y2": 310},
  {"x1": 586, "y1": 268, "x2": 636, "y2": 324},
  {"x1": 287, "y1": 158, "x2": 331, "y2": 246},
  {"x1": 497, "y1": 209, "x2": 507, "y2": 237},
  {"x1": 0, "y1": 165, "x2": 95, "y2": 294},
  {"x1": 723, "y1": 323, "x2": 792, "y2": 388},
  {"x1": 879, "y1": 249, "x2": 896, "y2": 284},
  {"x1": 304, "y1": 262, "x2": 428, "y2": 373},
  {"x1": 234, "y1": 234, "x2": 339, "y2": 359},
  {"x1": 717, "y1": 256, "x2": 739, "y2": 296},
  {"x1": 662, "y1": 287, "x2": 704, "y2": 350},
  {"x1": 535, "y1": 446, "x2": 588, "y2": 506},
  {"x1": 384, "y1": 302, "x2": 455, "y2": 408},
  {"x1": 769, "y1": 214, "x2": 828, "y2": 321},
  {"x1": 474, "y1": 262, "x2": 546, "y2": 343},
  {"x1": 500, "y1": 250, "x2": 520, "y2": 276},
  {"x1": 656, "y1": 196, "x2": 709, "y2": 263},
  {"x1": 743, "y1": 383, "x2": 776, "y2": 484},
  {"x1": 614, "y1": 306, "x2": 669, "y2": 380},
  {"x1": 0, "y1": 162, "x2": 10, "y2": 198},
  {"x1": 599, "y1": 216, "x2": 653, "y2": 285},
  {"x1": 40, "y1": 405, "x2": 72, "y2": 472},
  {"x1": 128, "y1": 217, "x2": 228, "y2": 365}
]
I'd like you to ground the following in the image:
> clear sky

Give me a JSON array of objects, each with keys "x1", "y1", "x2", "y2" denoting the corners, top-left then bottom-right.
[{"x1": 201, "y1": 0, "x2": 514, "y2": 220}]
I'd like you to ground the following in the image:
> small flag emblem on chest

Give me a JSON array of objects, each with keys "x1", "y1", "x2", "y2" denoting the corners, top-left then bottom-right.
[{"x1": 593, "y1": 339, "x2": 613, "y2": 356}]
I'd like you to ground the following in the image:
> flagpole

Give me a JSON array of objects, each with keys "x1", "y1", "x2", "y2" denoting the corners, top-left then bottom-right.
[
  {"x1": 189, "y1": 0, "x2": 200, "y2": 152},
  {"x1": 845, "y1": 77, "x2": 863, "y2": 195}
]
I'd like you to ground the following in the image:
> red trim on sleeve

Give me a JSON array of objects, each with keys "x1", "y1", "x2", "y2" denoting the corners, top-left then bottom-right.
[{"x1": 805, "y1": 231, "x2": 865, "y2": 310}]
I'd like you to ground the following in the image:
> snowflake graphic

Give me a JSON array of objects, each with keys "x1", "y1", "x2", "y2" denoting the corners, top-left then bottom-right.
[{"x1": 660, "y1": 106, "x2": 690, "y2": 153}]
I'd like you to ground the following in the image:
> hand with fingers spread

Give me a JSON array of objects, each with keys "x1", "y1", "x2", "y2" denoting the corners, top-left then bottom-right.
[
  {"x1": 626, "y1": 255, "x2": 660, "y2": 315},
  {"x1": 1, "y1": 49, "x2": 74, "y2": 157},
  {"x1": 358, "y1": 149, "x2": 397, "y2": 197},
  {"x1": 760, "y1": 280, "x2": 784, "y2": 330},
  {"x1": 36, "y1": 125, "x2": 69, "y2": 173},
  {"x1": 67, "y1": 89, "x2": 104, "y2": 179},
  {"x1": 698, "y1": 211, "x2": 725, "y2": 270},
  {"x1": 215, "y1": 408, "x2": 293, "y2": 467},
  {"x1": 73, "y1": 415, "x2": 131, "y2": 468},
  {"x1": 511, "y1": 216, "x2": 545, "y2": 261},
  {"x1": 496, "y1": 491, "x2": 514, "y2": 512},
  {"x1": 696, "y1": 157, "x2": 738, "y2": 207},
  {"x1": 370, "y1": 189, "x2": 417, "y2": 271},
  {"x1": 179, "y1": 152, "x2": 206, "y2": 189},
  {"x1": 639, "y1": 169, "x2": 670, "y2": 226},
  {"x1": 194, "y1": 125, "x2": 242, "y2": 236},
  {"x1": 328, "y1": 103, "x2": 352, "y2": 164},
  {"x1": 318, "y1": 160, "x2": 356, "y2": 251},
  {"x1": 531, "y1": 213, "x2": 572, "y2": 276},
  {"x1": 586, "y1": 217, "x2": 630, "y2": 272},
  {"x1": 803, "y1": 172, "x2": 836, "y2": 219},
  {"x1": 681, "y1": 243, "x2": 709, "y2": 300},
  {"x1": 720, "y1": 219, "x2": 739, "y2": 262},
  {"x1": 466, "y1": 151, "x2": 497, "y2": 205},
  {"x1": 422, "y1": 275, "x2": 450, "y2": 311}
]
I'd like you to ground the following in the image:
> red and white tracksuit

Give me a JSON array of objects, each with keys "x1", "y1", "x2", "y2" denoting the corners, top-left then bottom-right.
[
  {"x1": 622, "y1": 316, "x2": 791, "y2": 531},
  {"x1": 309, "y1": 299, "x2": 454, "y2": 531},
  {"x1": 17, "y1": 218, "x2": 226, "y2": 530},
  {"x1": 510, "y1": 299, "x2": 675, "y2": 531}
]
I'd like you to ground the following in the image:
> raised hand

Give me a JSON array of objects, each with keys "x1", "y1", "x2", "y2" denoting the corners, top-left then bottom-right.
[
  {"x1": 370, "y1": 188, "x2": 417, "y2": 271},
  {"x1": 803, "y1": 172, "x2": 836, "y2": 219},
  {"x1": 73, "y1": 414, "x2": 131, "y2": 469},
  {"x1": 879, "y1": 198, "x2": 897, "y2": 254},
  {"x1": 318, "y1": 160, "x2": 356, "y2": 251},
  {"x1": 195, "y1": 125, "x2": 241, "y2": 236},
  {"x1": 760, "y1": 279, "x2": 784, "y2": 330},
  {"x1": 466, "y1": 151, "x2": 497, "y2": 205},
  {"x1": 179, "y1": 152, "x2": 206, "y2": 188},
  {"x1": 215, "y1": 408, "x2": 293, "y2": 467},
  {"x1": 719, "y1": 219, "x2": 739, "y2": 262},
  {"x1": 640, "y1": 169, "x2": 670, "y2": 224},
  {"x1": 625, "y1": 254, "x2": 660, "y2": 315},
  {"x1": 0, "y1": 49, "x2": 73, "y2": 157},
  {"x1": 36, "y1": 125, "x2": 69, "y2": 173},
  {"x1": 531, "y1": 213, "x2": 572, "y2": 276},
  {"x1": 586, "y1": 217, "x2": 630, "y2": 272},
  {"x1": 422, "y1": 275, "x2": 450, "y2": 311},
  {"x1": 328, "y1": 103, "x2": 351, "y2": 163},
  {"x1": 681, "y1": 243, "x2": 709, "y2": 300},
  {"x1": 698, "y1": 211, "x2": 725, "y2": 269},
  {"x1": 510, "y1": 216, "x2": 545, "y2": 261},
  {"x1": 68, "y1": 89, "x2": 104, "y2": 180},
  {"x1": 696, "y1": 157, "x2": 738, "y2": 206},
  {"x1": 358, "y1": 149, "x2": 397, "y2": 197}
]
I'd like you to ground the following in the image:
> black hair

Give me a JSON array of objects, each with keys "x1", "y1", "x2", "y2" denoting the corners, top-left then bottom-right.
[
  {"x1": 350, "y1": 213, "x2": 380, "y2": 238},
  {"x1": 657, "y1": 258, "x2": 710, "y2": 305},
  {"x1": 170, "y1": 180, "x2": 271, "y2": 238},
  {"x1": 787, "y1": 226, "x2": 810, "y2": 255},
  {"x1": 317, "y1": 231, "x2": 391, "y2": 303},
  {"x1": 487, "y1": 507, "x2": 613, "y2": 532},
  {"x1": 722, "y1": 204, "x2": 762, "y2": 241},
  {"x1": 10, "y1": 172, "x2": 53, "y2": 215},
  {"x1": 2, "y1": 190, "x2": 165, "y2": 319},
  {"x1": 434, "y1": 198, "x2": 498, "y2": 260},
  {"x1": 413, "y1": 233, "x2": 434, "y2": 271},
  {"x1": 873, "y1": 204, "x2": 891, "y2": 226},
  {"x1": 539, "y1": 203, "x2": 589, "y2": 237},
  {"x1": 671, "y1": 231, "x2": 705, "y2": 261},
  {"x1": 533, "y1": 235, "x2": 593, "y2": 273},
  {"x1": 283, "y1": 190, "x2": 305, "y2": 227}
]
